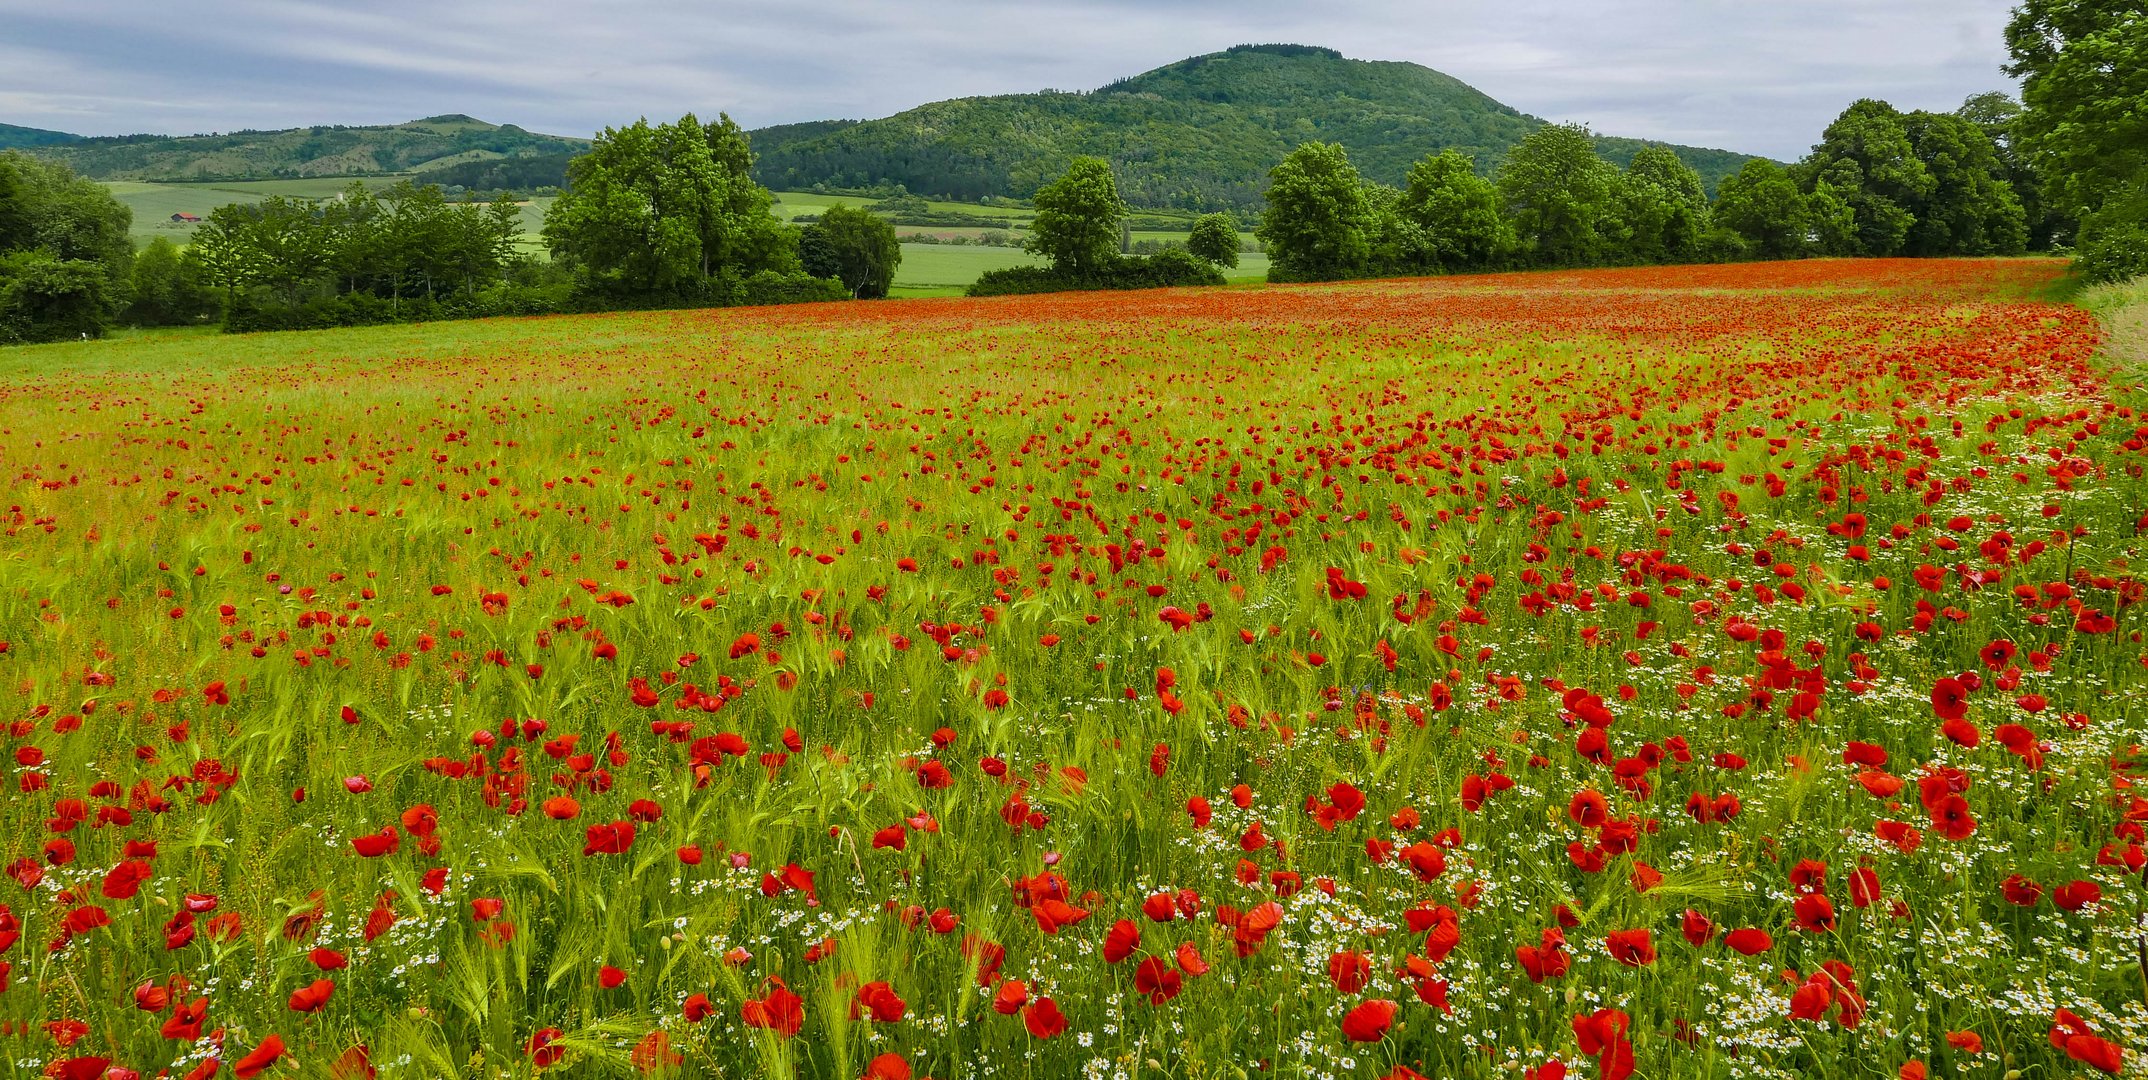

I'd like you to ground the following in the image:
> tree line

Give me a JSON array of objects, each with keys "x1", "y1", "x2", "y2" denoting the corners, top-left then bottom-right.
[
  {"x1": 0, "y1": 113, "x2": 907, "y2": 341},
  {"x1": 1253, "y1": 98, "x2": 2040, "y2": 283}
]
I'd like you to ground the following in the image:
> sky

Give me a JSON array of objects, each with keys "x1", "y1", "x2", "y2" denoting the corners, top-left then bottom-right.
[{"x1": 0, "y1": 0, "x2": 2022, "y2": 159}]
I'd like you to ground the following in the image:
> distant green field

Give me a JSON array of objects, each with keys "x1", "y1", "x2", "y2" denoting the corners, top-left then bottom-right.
[
  {"x1": 770, "y1": 191, "x2": 1032, "y2": 222},
  {"x1": 888, "y1": 244, "x2": 1046, "y2": 298},
  {"x1": 107, "y1": 178, "x2": 400, "y2": 245}
]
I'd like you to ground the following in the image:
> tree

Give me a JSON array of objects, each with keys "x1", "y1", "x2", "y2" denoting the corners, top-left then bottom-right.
[
  {"x1": 1185, "y1": 213, "x2": 1240, "y2": 268},
  {"x1": 0, "y1": 156, "x2": 30, "y2": 254},
  {"x1": 1399, "y1": 150, "x2": 1509, "y2": 272},
  {"x1": 0, "y1": 152, "x2": 132, "y2": 341},
  {"x1": 799, "y1": 205, "x2": 900, "y2": 298},
  {"x1": 1496, "y1": 123, "x2": 1618, "y2": 268},
  {"x1": 544, "y1": 113, "x2": 794, "y2": 300},
  {"x1": 1798, "y1": 100, "x2": 1931, "y2": 256},
  {"x1": 1711, "y1": 159, "x2": 1809, "y2": 259},
  {"x1": 1901, "y1": 111, "x2": 2027, "y2": 256},
  {"x1": 1024, "y1": 158, "x2": 1126, "y2": 278},
  {"x1": 1957, "y1": 91, "x2": 2060, "y2": 249},
  {"x1": 2004, "y1": 1, "x2": 2148, "y2": 215},
  {"x1": 1258, "y1": 142, "x2": 1373, "y2": 282},
  {"x1": 0, "y1": 252, "x2": 111, "y2": 343},
  {"x1": 123, "y1": 237, "x2": 218, "y2": 326},
  {"x1": 1616, "y1": 146, "x2": 1710, "y2": 264}
]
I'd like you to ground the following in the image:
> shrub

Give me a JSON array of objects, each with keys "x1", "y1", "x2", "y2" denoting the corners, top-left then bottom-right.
[{"x1": 966, "y1": 252, "x2": 1224, "y2": 297}]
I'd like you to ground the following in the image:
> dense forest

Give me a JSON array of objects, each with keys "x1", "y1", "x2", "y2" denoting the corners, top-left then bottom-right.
[
  {"x1": 28, "y1": 115, "x2": 586, "y2": 181},
  {"x1": 750, "y1": 45, "x2": 1755, "y2": 210}
]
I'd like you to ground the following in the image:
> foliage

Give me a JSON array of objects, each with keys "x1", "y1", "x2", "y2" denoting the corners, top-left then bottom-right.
[
  {"x1": 0, "y1": 151, "x2": 132, "y2": 341},
  {"x1": 1614, "y1": 146, "x2": 1711, "y2": 264},
  {"x1": 122, "y1": 236, "x2": 220, "y2": 326},
  {"x1": 1797, "y1": 100, "x2": 1933, "y2": 257},
  {"x1": 1398, "y1": 150, "x2": 1512, "y2": 273},
  {"x1": 1710, "y1": 159, "x2": 1808, "y2": 259},
  {"x1": 2072, "y1": 187, "x2": 2148, "y2": 285},
  {"x1": 1258, "y1": 142, "x2": 1374, "y2": 282},
  {"x1": 1497, "y1": 123, "x2": 1619, "y2": 267},
  {"x1": 799, "y1": 205, "x2": 902, "y2": 298},
  {"x1": 0, "y1": 250, "x2": 111, "y2": 343},
  {"x1": 1184, "y1": 212, "x2": 1241, "y2": 268},
  {"x1": 421, "y1": 153, "x2": 577, "y2": 196},
  {"x1": 750, "y1": 45, "x2": 1754, "y2": 210},
  {"x1": 965, "y1": 250, "x2": 1223, "y2": 295},
  {"x1": 544, "y1": 114, "x2": 800, "y2": 302},
  {"x1": 2005, "y1": 1, "x2": 2148, "y2": 215},
  {"x1": 1901, "y1": 111, "x2": 2027, "y2": 257},
  {"x1": 1023, "y1": 158, "x2": 1127, "y2": 278},
  {"x1": 0, "y1": 121, "x2": 82, "y2": 150},
  {"x1": 22, "y1": 114, "x2": 587, "y2": 182}
]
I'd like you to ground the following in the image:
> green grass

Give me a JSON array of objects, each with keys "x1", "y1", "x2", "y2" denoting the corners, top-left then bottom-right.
[{"x1": 887, "y1": 243, "x2": 1046, "y2": 296}]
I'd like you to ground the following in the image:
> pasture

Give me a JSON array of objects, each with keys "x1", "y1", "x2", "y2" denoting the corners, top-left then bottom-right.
[{"x1": 0, "y1": 259, "x2": 2143, "y2": 1080}]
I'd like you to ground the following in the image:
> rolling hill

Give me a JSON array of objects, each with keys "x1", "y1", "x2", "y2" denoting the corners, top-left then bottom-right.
[
  {"x1": 0, "y1": 123, "x2": 82, "y2": 149},
  {"x1": 26, "y1": 114, "x2": 587, "y2": 181},
  {"x1": 750, "y1": 44, "x2": 1759, "y2": 210}
]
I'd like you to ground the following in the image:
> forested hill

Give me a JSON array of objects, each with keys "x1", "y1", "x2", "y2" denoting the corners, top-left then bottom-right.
[
  {"x1": 0, "y1": 123, "x2": 82, "y2": 150},
  {"x1": 750, "y1": 44, "x2": 1759, "y2": 209},
  {"x1": 25, "y1": 115, "x2": 588, "y2": 181}
]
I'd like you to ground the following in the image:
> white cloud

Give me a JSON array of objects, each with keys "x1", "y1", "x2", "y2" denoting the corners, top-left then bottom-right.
[{"x1": 0, "y1": 0, "x2": 2021, "y2": 157}]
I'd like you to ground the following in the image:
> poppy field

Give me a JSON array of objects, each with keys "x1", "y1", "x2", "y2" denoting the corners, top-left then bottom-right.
[{"x1": 4, "y1": 258, "x2": 2148, "y2": 1080}]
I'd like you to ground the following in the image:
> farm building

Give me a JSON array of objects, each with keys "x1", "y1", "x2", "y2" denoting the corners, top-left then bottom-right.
[{"x1": 169, "y1": 212, "x2": 200, "y2": 223}]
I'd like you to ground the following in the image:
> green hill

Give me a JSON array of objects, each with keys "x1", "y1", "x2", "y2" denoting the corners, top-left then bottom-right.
[
  {"x1": 751, "y1": 44, "x2": 1759, "y2": 210},
  {"x1": 0, "y1": 123, "x2": 82, "y2": 149},
  {"x1": 28, "y1": 114, "x2": 588, "y2": 181}
]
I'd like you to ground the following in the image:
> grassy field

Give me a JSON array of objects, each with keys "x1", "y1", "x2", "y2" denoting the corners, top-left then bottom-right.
[{"x1": 2, "y1": 258, "x2": 2144, "y2": 1080}]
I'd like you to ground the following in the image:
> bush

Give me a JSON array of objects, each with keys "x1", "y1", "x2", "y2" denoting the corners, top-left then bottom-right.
[
  {"x1": 2075, "y1": 192, "x2": 2148, "y2": 286},
  {"x1": 738, "y1": 271, "x2": 849, "y2": 307},
  {"x1": 0, "y1": 253, "x2": 114, "y2": 343},
  {"x1": 966, "y1": 252, "x2": 1224, "y2": 297}
]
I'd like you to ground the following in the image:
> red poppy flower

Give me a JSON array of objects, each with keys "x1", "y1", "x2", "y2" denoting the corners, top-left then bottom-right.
[
  {"x1": 1103, "y1": 918, "x2": 1139, "y2": 963},
  {"x1": 1022, "y1": 996, "x2": 1067, "y2": 1039},
  {"x1": 1604, "y1": 928, "x2": 1654, "y2": 966},
  {"x1": 1340, "y1": 998, "x2": 1398, "y2": 1042},
  {"x1": 741, "y1": 979, "x2": 805, "y2": 1037},
  {"x1": 233, "y1": 1035, "x2": 287, "y2": 1079},
  {"x1": 289, "y1": 978, "x2": 335, "y2": 1013},
  {"x1": 1328, "y1": 950, "x2": 1371, "y2": 993}
]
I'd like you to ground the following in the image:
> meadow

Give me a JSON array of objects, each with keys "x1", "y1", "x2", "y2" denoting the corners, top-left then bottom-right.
[{"x1": 1, "y1": 259, "x2": 2144, "y2": 1080}]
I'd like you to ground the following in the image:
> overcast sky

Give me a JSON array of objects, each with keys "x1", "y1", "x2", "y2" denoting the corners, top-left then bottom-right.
[{"x1": 0, "y1": 0, "x2": 2021, "y2": 159}]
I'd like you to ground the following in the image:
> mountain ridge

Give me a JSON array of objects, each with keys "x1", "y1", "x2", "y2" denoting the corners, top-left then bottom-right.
[
  {"x1": 748, "y1": 44, "x2": 1761, "y2": 209},
  {"x1": 19, "y1": 115, "x2": 588, "y2": 182},
  {"x1": 0, "y1": 122, "x2": 83, "y2": 150}
]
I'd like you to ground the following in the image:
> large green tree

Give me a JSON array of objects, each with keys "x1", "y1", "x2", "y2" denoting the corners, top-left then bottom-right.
[
  {"x1": 799, "y1": 204, "x2": 901, "y2": 298},
  {"x1": 1710, "y1": 159, "x2": 1809, "y2": 259},
  {"x1": 1496, "y1": 123, "x2": 1619, "y2": 268},
  {"x1": 544, "y1": 113, "x2": 794, "y2": 299},
  {"x1": 2005, "y1": 1, "x2": 2147, "y2": 281},
  {"x1": 1616, "y1": 146, "x2": 1710, "y2": 264},
  {"x1": 1024, "y1": 157, "x2": 1127, "y2": 278},
  {"x1": 1184, "y1": 213, "x2": 1241, "y2": 268},
  {"x1": 1957, "y1": 91, "x2": 2061, "y2": 248},
  {"x1": 1258, "y1": 142, "x2": 1374, "y2": 282},
  {"x1": 0, "y1": 152, "x2": 132, "y2": 342},
  {"x1": 1798, "y1": 100, "x2": 1933, "y2": 256},
  {"x1": 1399, "y1": 150, "x2": 1510, "y2": 272},
  {"x1": 123, "y1": 236, "x2": 219, "y2": 326},
  {"x1": 2004, "y1": 1, "x2": 2148, "y2": 213},
  {"x1": 1901, "y1": 111, "x2": 2028, "y2": 256}
]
